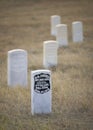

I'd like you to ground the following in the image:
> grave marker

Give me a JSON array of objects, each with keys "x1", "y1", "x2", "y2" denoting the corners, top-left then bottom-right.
[
  {"x1": 31, "y1": 70, "x2": 52, "y2": 115},
  {"x1": 43, "y1": 40, "x2": 58, "y2": 68},
  {"x1": 56, "y1": 24, "x2": 68, "y2": 47},
  {"x1": 51, "y1": 15, "x2": 61, "y2": 36},
  {"x1": 8, "y1": 49, "x2": 27, "y2": 87},
  {"x1": 72, "y1": 21, "x2": 83, "y2": 43}
]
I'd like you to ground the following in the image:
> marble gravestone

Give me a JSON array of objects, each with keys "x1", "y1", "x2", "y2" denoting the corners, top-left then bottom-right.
[
  {"x1": 51, "y1": 15, "x2": 61, "y2": 36},
  {"x1": 31, "y1": 70, "x2": 52, "y2": 115},
  {"x1": 56, "y1": 24, "x2": 68, "y2": 47},
  {"x1": 72, "y1": 21, "x2": 83, "y2": 43},
  {"x1": 43, "y1": 40, "x2": 58, "y2": 68},
  {"x1": 8, "y1": 49, "x2": 27, "y2": 87}
]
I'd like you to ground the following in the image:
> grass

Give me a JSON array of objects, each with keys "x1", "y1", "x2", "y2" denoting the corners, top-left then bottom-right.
[{"x1": 0, "y1": 0, "x2": 93, "y2": 129}]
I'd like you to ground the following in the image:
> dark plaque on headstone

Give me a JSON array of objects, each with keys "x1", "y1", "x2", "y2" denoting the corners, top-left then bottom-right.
[{"x1": 34, "y1": 73, "x2": 50, "y2": 94}]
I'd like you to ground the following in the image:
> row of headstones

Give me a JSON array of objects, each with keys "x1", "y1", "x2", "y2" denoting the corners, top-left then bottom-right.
[
  {"x1": 7, "y1": 15, "x2": 84, "y2": 115},
  {"x1": 51, "y1": 15, "x2": 83, "y2": 47}
]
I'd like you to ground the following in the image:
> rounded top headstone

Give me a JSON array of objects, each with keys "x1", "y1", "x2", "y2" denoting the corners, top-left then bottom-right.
[
  {"x1": 56, "y1": 24, "x2": 67, "y2": 27},
  {"x1": 8, "y1": 49, "x2": 26, "y2": 53},
  {"x1": 72, "y1": 21, "x2": 82, "y2": 24},
  {"x1": 44, "y1": 40, "x2": 58, "y2": 44}
]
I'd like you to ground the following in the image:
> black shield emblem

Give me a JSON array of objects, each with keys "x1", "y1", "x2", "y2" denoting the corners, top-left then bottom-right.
[{"x1": 34, "y1": 73, "x2": 50, "y2": 94}]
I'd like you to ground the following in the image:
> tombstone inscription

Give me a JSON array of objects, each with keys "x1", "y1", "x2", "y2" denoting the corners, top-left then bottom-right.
[{"x1": 31, "y1": 70, "x2": 52, "y2": 115}]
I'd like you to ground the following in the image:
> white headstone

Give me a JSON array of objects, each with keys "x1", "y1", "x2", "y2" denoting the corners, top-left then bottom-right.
[
  {"x1": 56, "y1": 24, "x2": 68, "y2": 47},
  {"x1": 8, "y1": 49, "x2": 28, "y2": 87},
  {"x1": 51, "y1": 15, "x2": 61, "y2": 36},
  {"x1": 31, "y1": 70, "x2": 52, "y2": 115},
  {"x1": 72, "y1": 21, "x2": 83, "y2": 43},
  {"x1": 43, "y1": 40, "x2": 58, "y2": 68}
]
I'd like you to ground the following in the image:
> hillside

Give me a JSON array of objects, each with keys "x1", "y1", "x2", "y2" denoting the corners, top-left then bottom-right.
[{"x1": 0, "y1": 0, "x2": 93, "y2": 129}]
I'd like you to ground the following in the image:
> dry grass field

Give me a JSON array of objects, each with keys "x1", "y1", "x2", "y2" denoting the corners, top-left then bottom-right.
[{"x1": 0, "y1": 0, "x2": 93, "y2": 129}]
